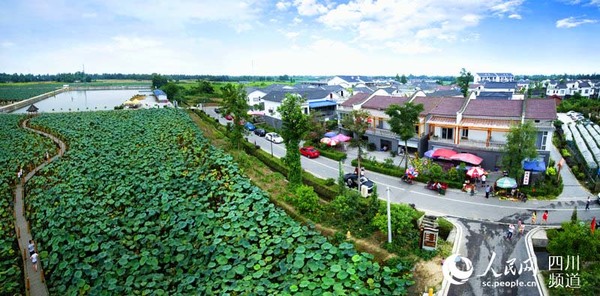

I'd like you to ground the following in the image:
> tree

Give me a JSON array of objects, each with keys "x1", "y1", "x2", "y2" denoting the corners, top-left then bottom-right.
[
  {"x1": 400, "y1": 74, "x2": 407, "y2": 85},
  {"x1": 342, "y1": 110, "x2": 371, "y2": 188},
  {"x1": 304, "y1": 110, "x2": 327, "y2": 144},
  {"x1": 385, "y1": 102, "x2": 424, "y2": 171},
  {"x1": 395, "y1": 74, "x2": 401, "y2": 82},
  {"x1": 456, "y1": 68, "x2": 474, "y2": 98},
  {"x1": 160, "y1": 82, "x2": 180, "y2": 102},
  {"x1": 197, "y1": 80, "x2": 214, "y2": 94},
  {"x1": 220, "y1": 83, "x2": 249, "y2": 149},
  {"x1": 278, "y1": 93, "x2": 309, "y2": 187},
  {"x1": 151, "y1": 73, "x2": 168, "y2": 89},
  {"x1": 501, "y1": 120, "x2": 538, "y2": 184}
]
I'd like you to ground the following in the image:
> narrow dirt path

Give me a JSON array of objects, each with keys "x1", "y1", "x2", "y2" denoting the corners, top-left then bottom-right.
[{"x1": 13, "y1": 118, "x2": 66, "y2": 296}]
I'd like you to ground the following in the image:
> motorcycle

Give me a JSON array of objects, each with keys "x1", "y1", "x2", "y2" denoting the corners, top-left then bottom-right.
[
  {"x1": 426, "y1": 181, "x2": 448, "y2": 195},
  {"x1": 401, "y1": 174, "x2": 414, "y2": 185}
]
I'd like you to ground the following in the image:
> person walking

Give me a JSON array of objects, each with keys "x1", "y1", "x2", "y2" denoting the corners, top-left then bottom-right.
[
  {"x1": 586, "y1": 196, "x2": 591, "y2": 211},
  {"x1": 531, "y1": 211, "x2": 537, "y2": 225},
  {"x1": 485, "y1": 185, "x2": 491, "y2": 198},
  {"x1": 30, "y1": 252, "x2": 39, "y2": 272},
  {"x1": 518, "y1": 223, "x2": 525, "y2": 235},
  {"x1": 481, "y1": 174, "x2": 487, "y2": 187},
  {"x1": 542, "y1": 210, "x2": 549, "y2": 224},
  {"x1": 506, "y1": 224, "x2": 515, "y2": 240},
  {"x1": 28, "y1": 240, "x2": 35, "y2": 256}
]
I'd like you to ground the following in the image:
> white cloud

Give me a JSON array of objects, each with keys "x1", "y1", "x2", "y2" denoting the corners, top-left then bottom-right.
[
  {"x1": 556, "y1": 16, "x2": 598, "y2": 28},
  {"x1": 294, "y1": 0, "x2": 329, "y2": 16},
  {"x1": 491, "y1": 0, "x2": 524, "y2": 17},
  {"x1": 318, "y1": 0, "x2": 526, "y2": 47},
  {"x1": 276, "y1": 1, "x2": 291, "y2": 10},
  {"x1": 508, "y1": 14, "x2": 522, "y2": 19}
]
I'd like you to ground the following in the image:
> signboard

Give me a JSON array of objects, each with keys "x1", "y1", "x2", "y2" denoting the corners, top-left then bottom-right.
[
  {"x1": 422, "y1": 229, "x2": 438, "y2": 250},
  {"x1": 523, "y1": 171, "x2": 531, "y2": 186}
]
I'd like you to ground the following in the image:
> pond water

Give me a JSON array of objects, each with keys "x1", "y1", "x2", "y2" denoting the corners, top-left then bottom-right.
[{"x1": 12, "y1": 89, "x2": 152, "y2": 113}]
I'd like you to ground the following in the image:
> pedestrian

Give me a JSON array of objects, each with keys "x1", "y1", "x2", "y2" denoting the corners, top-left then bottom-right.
[
  {"x1": 542, "y1": 210, "x2": 549, "y2": 224},
  {"x1": 17, "y1": 167, "x2": 23, "y2": 179},
  {"x1": 517, "y1": 219, "x2": 522, "y2": 231},
  {"x1": 506, "y1": 224, "x2": 515, "y2": 240},
  {"x1": 481, "y1": 174, "x2": 486, "y2": 187},
  {"x1": 45, "y1": 151, "x2": 50, "y2": 161},
  {"x1": 31, "y1": 252, "x2": 38, "y2": 272},
  {"x1": 470, "y1": 185, "x2": 475, "y2": 196},
  {"x1": 485, "y1": 185, "x2": 491, "y2": 198},
  {"x1": 519, "y1": 223, "x2": 525, "y2": 235},
  {"x1": 28, "y1": 240, "x2": 35, "y2": 256},
  {"x1": 586, "y1": 196, "x2": 591, "y2": 211},
  {"x1": 361, "y1": 167, "x2": 365, "y2": 176},
  {"x1": 531, "y1": 211, "x2": 537, "y2": 224}
]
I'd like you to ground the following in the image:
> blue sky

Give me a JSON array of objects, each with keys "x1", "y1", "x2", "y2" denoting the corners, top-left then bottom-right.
[{"x1": 1, "y1": 0, "x2": 599, "y2": 76}]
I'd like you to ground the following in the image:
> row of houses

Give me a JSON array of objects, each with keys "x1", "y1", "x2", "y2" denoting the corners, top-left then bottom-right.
[{"x1": 246, "y1": 80, "x2": 557, "y2": 170}]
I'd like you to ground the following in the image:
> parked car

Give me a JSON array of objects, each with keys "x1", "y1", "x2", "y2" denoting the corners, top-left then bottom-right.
[
  {"x1": 244, "y1": 122, "x2": 256, "y2": 131},
  {"x1": 225, "y1": 114, "x2": 233, "y2": 121},
  {"x1": 343, "y1": 173, "x2": 374, "y2": 193},
  {"x1": 254, "y1": 128, "x2": 266, "y2": 137},
  {"x1": 300, "y1": 146, "x2": 320, "y2": 158},
  {"x1": 265, "y1": 132, "x2": 284, "y2": 144}
]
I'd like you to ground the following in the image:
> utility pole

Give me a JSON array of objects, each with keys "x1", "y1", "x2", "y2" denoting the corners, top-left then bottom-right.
[{"x1": 386, "y1": 186, "x2": 392, "y2": 243}]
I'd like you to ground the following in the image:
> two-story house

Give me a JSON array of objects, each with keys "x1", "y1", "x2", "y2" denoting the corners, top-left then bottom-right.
[
  {"x1": 474, "y1": 73, "x2": 515, "y2": 83},
  {"x1": 261, "y1": 88, "x2": 341, "y2": 128}
]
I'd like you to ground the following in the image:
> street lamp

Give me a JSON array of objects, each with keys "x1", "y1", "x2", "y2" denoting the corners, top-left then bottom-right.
[
  {"x1": 270, "y1": 140, "x2": 273, "y2": 157},
  {"x1": 386, "y1": 186, "x2": 392, "y2": 243}
]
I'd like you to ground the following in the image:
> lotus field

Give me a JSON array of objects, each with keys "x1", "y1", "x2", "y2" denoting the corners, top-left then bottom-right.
[
  {"x1": 25, "y1": 109, "x2": 411, "y2": 295},
  {"x1": 0, "y1": 115, "x2": 56, "y2": 294},
  {"x1": 0, "y1": 83, "x2": 63, "y2": 101}
]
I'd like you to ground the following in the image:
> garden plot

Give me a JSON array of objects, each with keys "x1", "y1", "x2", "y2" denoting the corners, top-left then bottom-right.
[{"x1": 567, "y1": 123, "x2": 599, "y2": 170}]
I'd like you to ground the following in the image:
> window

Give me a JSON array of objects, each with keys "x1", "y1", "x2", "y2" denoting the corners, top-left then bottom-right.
[
  {"x1": 541, "y1": 131, "x2": 548, "y2": 150},
  {"x1": 442, "y1": 127, "x2": 453, "y2": 140},
  {"x1": 461, "y1": 128, "x2": 468, "y2": 139},
  {"x1": 415, "y1": 125, "x2": 419, "y2": 135},
  {"x1": 536, "y1": 131, "x2": 548, "y2": 150}
]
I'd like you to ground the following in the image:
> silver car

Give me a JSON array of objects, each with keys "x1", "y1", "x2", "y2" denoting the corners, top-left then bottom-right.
[{"x1": 265, "y1": 132, "x2": 284, "y2": 144}]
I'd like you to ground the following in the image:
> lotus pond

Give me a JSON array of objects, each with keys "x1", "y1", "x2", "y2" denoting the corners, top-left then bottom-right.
[
  {"x1": 25, "y1": 109, "x2": 412, "y2": 295},
  {"x1": 0, "y1": 115, "x2": 57, "y2": 295}
]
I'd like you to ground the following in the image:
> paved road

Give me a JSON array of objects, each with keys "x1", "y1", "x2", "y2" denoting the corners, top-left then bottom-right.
[{"x1": 448, "y1": 218, "x2": 542, "y2": 296}]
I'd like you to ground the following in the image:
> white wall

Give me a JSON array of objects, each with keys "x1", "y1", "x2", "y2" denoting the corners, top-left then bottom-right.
[{"x1": 264, "y1": 101, "x2": 281, "y2": 119}]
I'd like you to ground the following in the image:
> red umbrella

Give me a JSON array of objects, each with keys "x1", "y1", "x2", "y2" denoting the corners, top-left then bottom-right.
[
  {"x1": 466, "y1": 166, "x2": 486, "y2": 178},
  {"x1": 450, "y1": 153, "x2": 483, "y2": 165},
  {"x1": 431, "y1": 148, "x2": 457, "y2": 159}
]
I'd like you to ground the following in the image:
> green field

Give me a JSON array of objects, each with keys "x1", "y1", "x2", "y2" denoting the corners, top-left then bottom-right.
[
  {"x1": 24, "y1": 109, "x2": 411, "y2": 295},
  {"x1": 0, "y1": 83, "x2": 63, "y2": 101},
  {"x1": 0, "y1": 115, "x2": 57, "y2": 295}
]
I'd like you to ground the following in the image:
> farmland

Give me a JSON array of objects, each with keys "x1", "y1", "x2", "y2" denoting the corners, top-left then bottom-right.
[
  {"x1": 0, "y1": 115, "x2": 56, "y2": 295},
  {"x1": 0, "y1": 83, "x2": 64, "y2": 102},
  {"x1": 25, "y1": 109, "x2": 411, "y2": 295}
]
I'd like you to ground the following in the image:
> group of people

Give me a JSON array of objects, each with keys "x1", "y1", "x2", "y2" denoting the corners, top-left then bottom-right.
[
  {"x1": 28, "y1": 240, "x2": 39, "y2": 272},
  {"x1": 505, "y1": 211, "x2": 550, "y2": 240}
]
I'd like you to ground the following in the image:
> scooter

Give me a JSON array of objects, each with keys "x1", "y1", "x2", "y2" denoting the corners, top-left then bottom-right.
[{"x1": 401, "y1": 174, "x2": 414, "y2": 185}]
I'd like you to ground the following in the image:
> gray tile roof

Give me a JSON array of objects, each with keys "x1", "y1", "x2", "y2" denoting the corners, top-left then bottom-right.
[
  {"x1": 262, "y1": 89, "x2": 332, "y2": 103},
  {"x1": 340, "y1": 93, "x2": 371, "y2": 107},
  {"x1": 525, "y1": 98, "x2": 557, "y2": 120},
  {"x1": 411, "y1": 96, "x2": 444, "y2": 115},
  {"x1": 362, "y1": 95, "x2": 410, "y2": 110},
  {"x1": 463, "y1": 100, "x2": 522, "y2": 118},
  {"x1": 476, "y1": 92, "x2": 513, "y2": 100},
  {"x1": 483, "y1": 82, "x2": 517, "y2": 89},
  {"x1": 429, "y1": 97, "x2": 466, "y2": 116}
]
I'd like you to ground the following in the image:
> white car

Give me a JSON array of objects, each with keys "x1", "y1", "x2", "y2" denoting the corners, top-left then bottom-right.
[{"x1": 265, "y1": 132, "x2": 284, "y2": 144}]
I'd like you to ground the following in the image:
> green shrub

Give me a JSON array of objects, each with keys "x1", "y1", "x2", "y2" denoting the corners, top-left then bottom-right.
[
  {"x1": 294, "y1": 185, "x2": 319, "y2": 214},
  {"x1": 437, "y1": 217, "x2": 454, "y2": 240},
  {"x1": 324, "y1": 178, "x2": 335, "y2": 186},
  {"x1": 561, "y1": 148, "x2": 571, "y2": 157},
  {"x1": 367, "y1": 143, "x2": 376, "y2": 151}
]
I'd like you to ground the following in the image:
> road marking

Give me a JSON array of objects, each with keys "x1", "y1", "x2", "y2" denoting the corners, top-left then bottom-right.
[{"x1": 407, "y1": 190, "x2": 600, "y2": 211}]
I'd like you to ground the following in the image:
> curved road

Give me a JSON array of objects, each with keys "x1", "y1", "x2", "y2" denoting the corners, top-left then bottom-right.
[{"x1": 14, "y1": 118, "x2": 66, "y2": 296}]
